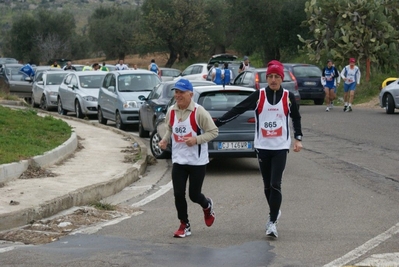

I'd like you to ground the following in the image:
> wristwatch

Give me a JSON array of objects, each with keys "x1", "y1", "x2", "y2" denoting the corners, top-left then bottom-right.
[{"x1": 295, "y1": 135, "x2": 302, "y2": 141}]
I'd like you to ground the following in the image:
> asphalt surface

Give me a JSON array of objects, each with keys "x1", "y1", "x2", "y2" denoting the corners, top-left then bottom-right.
[{"x1": 0, "y1": 100, "x2": 398, "y2": 267}]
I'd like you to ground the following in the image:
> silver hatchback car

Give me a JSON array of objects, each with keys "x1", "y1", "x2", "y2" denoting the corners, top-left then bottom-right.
[
  {"x1": 97, "y1": 70, "x2": 161, "y2": 130},
  {"x1": 57, "y1": 71, "x2": 107, "y2": 118},
  {"x1": 32, "y1": 70, "x2": 69, "y2": 110}
]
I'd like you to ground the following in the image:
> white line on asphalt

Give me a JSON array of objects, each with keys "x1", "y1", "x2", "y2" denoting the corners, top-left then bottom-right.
[
  {"x1": 131, "y1": 181, "x2": 173, "y2": 208},
  {"x1": 0, "y1": 244, "x2": 32, "y2": 254},
  {"x1": 323, "y1": 222, "x2": 399, "y2": 267}
]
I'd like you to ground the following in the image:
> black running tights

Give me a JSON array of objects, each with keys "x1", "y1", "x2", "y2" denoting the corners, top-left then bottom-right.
[
  {"x1": 256, "y1": 149, "x2": 288, "y2": 222},
  {"x1": 172, "y1": 163, "x2": 209, "y2": 223}
]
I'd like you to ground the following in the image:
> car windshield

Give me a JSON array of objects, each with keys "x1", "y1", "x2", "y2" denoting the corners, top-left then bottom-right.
[
  {"x1": 79, "y1": 75, "x2": 105, "y2": 88},
  {"x1": 118, "y1": 74, "x2": 160, "y2": 92},
  {"x1": 209, "y1": 55, "x2": 237, "y2": 65},
  {"x1": 292, "y1": 66, "x2": 321, "y2": 78},
  {"x1": 46, "y1": 73, "x2": 67, "y2": 85},
  {"x1": 162, "y1": 69, "x2": 180, "y2": 77},
  {"x1": 197, "y1": 91, "x2": 253, "y2": 111}
]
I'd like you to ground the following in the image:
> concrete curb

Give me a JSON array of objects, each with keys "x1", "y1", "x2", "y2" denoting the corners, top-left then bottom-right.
[{"x1": 0, "y1": 102, "x2": 148, "y2": 230}]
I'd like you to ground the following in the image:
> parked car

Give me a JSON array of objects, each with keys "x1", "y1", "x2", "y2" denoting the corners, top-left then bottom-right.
[
  {"x1": 0, "y1": 57, "x2": 18, "y2": 67},
  {"x1": 0, "y1": 63, "x2": 33, "y2": 100},
  {"x1": 57, "y1": 71, "x2": 107, "y2": 118},
  {"x1": 159, "y1": 67, "x2": 180, "y2": 81},
  {"x1": 379, "y1": 79, "x2": 399, "y2": 114},
  {"x1": 207, "y1": 54, "x2": 238, "y2": 70},
  {"x1": 97, "y1": 70, "x2": 161, "y2": 130},
  {"x1": 31, "y1": 70, "x2": 69, "y2": 110},
  {"x1": 149, "y1": 85, "x2": 257, "y2": 159},
  {"x1": 73, "y1": 64, "x2": 85, "y2": 71},
  {"x1": 174, "y1": 63, "x2": 208, "y2": 81},
  {"x1": 283, "y1": 63, "x2": 324, "y2": 105},
  {"x1": 380, "y1": 77, "x2": 397, "y2": 90},
  {"x1": 232, "y1": 68, "x2": 301, "y2": 107},
  {"x1": 137, "y1": 80, "x2": 216, "y2": 137}
]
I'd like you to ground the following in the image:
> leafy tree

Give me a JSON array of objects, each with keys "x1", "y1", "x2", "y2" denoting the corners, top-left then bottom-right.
[
  {"x1": 139, "y1": 0, "x2": 211, "y2": 67},
  {"x1": 298, "y1": 0, "x2": 399, "y2": 77},
  {"x1": 88, "y1": 6, "x2": 140, "y2": 59},
  {"x1": 203, "y1": 0, "x2": 232, "y2": 55},
  {"x1": 228, "y1": 0, "x2": 308, "y2": 65},
  {"x1": 3, "y1": 9, "x2": 78, "y2": 63}
]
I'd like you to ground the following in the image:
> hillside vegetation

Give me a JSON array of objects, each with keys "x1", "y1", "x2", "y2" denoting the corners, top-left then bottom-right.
[{"x1": 0, "y1": 0, "x2": 141, "y2": 37}]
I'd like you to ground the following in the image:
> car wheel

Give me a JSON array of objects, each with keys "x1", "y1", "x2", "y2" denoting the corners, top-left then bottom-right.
[
  {"x1": 98, "y1": 106, "x2": 107, "y2": 124},
  {"x1": 115, "y1": 111, "x2": 126, "y2": 130},
  {"x1": 75, "y1": 100, "x2": 84, "y2": 119},
  {"x1": 385, "y1": 94, "x2": 395, "y2": 114},
  {"x1": 138, "y1": 116, "x2": 150, "y2": 138},
  {"x1": 40, "y1": 95, "x2": 48, "y2": 111},
  {"x1": 150, "y1": 129, "x2": 171, "y2": 159},
  {"x1": 31, "y1": 93, "x2": 39, "y2": 108},
  {"x1": 314, "y1": 99, "x2": 324, "y2": 105},
  {"x1": 57, "y1": 97, "x2": 67, "y2": 115}
]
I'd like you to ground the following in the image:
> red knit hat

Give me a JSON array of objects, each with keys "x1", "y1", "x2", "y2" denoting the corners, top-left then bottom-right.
[
  {"x1": 266, "y1": 60, "x2": 284, "y2": 80},
  {"x1": 349, "y1": 58, "x2": 356, "y2": 63}
]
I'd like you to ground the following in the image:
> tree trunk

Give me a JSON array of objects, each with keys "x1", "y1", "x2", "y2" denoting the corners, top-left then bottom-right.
[
  {"x1": 366, "y1": 57, "x2": 370, "y2": 82},
  {"x1": 165, "y1": 50, "x2": 178, "y2": 68}
]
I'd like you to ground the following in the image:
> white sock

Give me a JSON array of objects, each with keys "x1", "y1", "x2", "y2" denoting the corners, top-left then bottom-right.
[
  {"x1": 345, "y1": 102, "x2": 348, "y2": 106},
  {"x1": 348, "y1": 103, "x2": 352, "y2": 107}
]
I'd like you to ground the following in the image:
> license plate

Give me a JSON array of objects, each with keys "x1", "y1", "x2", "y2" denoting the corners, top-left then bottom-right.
[
  {"x1": 304, "y1": 81, "x2": 316, "y2": 86},
  {"x1": 218, "y1": 142, "x2": 252, "y2": 150}
]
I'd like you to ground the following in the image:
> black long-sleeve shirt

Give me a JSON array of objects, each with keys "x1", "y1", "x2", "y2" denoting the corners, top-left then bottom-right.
[{"x1": 215, "y1": 87, "x2": 303, "y2": 139}]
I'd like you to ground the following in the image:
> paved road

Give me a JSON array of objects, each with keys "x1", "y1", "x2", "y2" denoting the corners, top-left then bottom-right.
[{"x1": 0, "y1": 105, "x2": 398, "y2": 267}]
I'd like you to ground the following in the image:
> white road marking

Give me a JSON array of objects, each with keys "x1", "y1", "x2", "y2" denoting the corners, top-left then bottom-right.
[
  {"x1": 354, "y1": 253, "x2": 399, "y2": 267},
  {"x1": 131, "y1": 181, "x2": 173, "y2": 208},
  {"x1": 323, "y1": 222, "x2": 399, "y2": 267}
]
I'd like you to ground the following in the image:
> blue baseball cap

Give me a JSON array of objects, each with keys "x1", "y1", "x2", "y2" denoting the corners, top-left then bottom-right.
[{"x1": 173, "y1": 79, "x2": 193, "y2": 92}]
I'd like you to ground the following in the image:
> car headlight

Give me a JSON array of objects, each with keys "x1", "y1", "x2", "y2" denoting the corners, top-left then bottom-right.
[
  {"x1": 123, "y1": 101, "x2": 138, "y2": 108},
  {"x1": 47, "y1": 91, "x2": 58, "y2": 96},
  {"x1": 82, "y1": 96, "x2": 97, "y2": 101}
]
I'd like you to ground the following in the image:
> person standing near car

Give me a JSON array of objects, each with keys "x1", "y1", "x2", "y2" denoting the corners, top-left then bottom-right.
[
  {"x1": 115, "y1": 59, "x2": 129, "y2": 70},
  {"x1": 148, "y1": 59, "x2": 159, "y2": 74},
  {"x1": 101, "y1": 62, "x2": 109, "y2": 71},
  {"x1": 238, "y1": 56, "x2": 250, "y2": 73},
  {"x1": 63, "y1": 61, "x2": 77, "y2": 71},
  {"x1": 19, "y1": 62, "x2": 35, "y2": 77},
  {"x1": 50, "y1": 61, "x2": 61, "y2": 68},
  {"x1": 158, "y1": 79, "x2": 218, "y2": 238},
  {"x1": 211, "y1": 62, "x2": 223, "y2": 85},
  {"x1": 222, "y1": 62, "x2": 233, "y2": 86},
  {"x1": 341, "y1": 58, "x2": 361, "y2": 112},
  {"x1": 214, "y1": 60, "x2": 303, "y2": 239},
  {"x1": 321, "y1": 59, "x2": 340, "y2": 112}
]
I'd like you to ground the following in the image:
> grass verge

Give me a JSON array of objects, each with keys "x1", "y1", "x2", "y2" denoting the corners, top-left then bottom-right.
[{"x1": 0, "y1": 106, "x2": 72, "y2": 164}]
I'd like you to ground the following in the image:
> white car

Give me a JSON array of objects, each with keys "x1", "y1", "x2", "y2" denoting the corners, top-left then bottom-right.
[
  {"x1": 31, "y1": 70, "x2": 69, "y2": 111},
  {"x1": 379, "y1": 78, "x2": 399, "y2": 114},
  {"x1": 57, "y1": 71, "x2": 106, "y2": 118},
  {"x1": 173, "y1": 63, "x2": 208, "y2": 81}
]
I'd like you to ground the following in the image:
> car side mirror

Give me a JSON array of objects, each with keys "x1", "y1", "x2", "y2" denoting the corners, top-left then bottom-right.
[
  {"x1": 107, "y1": 86, "x2": 115, "y2": 92},
  {"x1": 25, "y1": 77, "x2": 32, "y2": 82},
  {"x1": 67, "y1": 84, "x2": 75, "y2": 90},
  {"x1": 138, "y1": 95, "x2": 146, "y2": 101},
  {"x1": 37, "y1": 81, "x2": 44, "y2": 85}
]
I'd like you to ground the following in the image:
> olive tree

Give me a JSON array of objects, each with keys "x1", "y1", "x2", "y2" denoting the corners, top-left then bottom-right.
[
  {"x1": 298, "y1": 0, "x2": 399, "y2": 79},
  {"x1": 139, "y1": 0, "x2": 211, "y2": 67}
]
